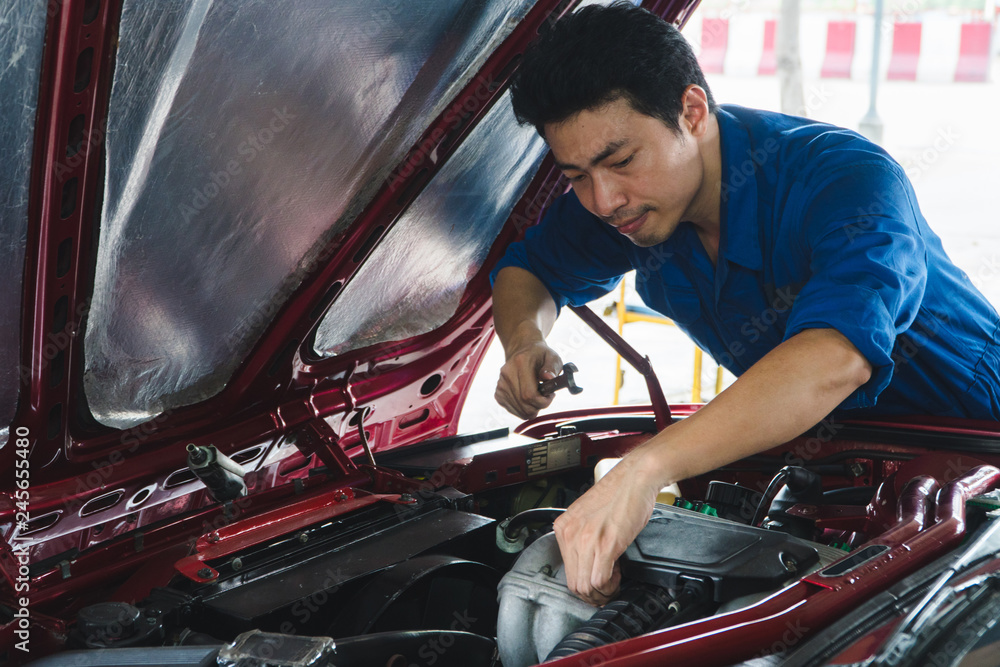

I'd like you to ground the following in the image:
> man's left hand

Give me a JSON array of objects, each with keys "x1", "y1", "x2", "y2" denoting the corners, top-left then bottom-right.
[{"x1": 553, "y1": 445, "x2": 661, "y2": 606}]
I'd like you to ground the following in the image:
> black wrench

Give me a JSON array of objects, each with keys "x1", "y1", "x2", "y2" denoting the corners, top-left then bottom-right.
[{"x1": 537, "y1": 362, "x2": 583, "y2": 396}]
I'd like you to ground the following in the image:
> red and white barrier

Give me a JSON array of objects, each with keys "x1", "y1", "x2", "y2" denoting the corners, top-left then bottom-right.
[
  {"x1": 957, "y1": 22, "x2": 993, "y2": 81},
  {"x1": 887, "y1": 22, "x2": 921, "y2": 80},
  {"x1": 699, "y1": 18, "x2": 729, "y2": 74},
  {"x1": 821, "y1": 21, "x2": 856, "y2": 78},
  {"x1": 759, "y1": 19, "x2": 776, "y2": 76},
  {"x1": 684, "y1": 12, "x2": 994, "y2": 83}
]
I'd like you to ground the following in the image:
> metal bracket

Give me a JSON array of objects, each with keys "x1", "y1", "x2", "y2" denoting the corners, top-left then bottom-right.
[{"x1": 289, "y1": 419, "x2": 359, "y2": 478}]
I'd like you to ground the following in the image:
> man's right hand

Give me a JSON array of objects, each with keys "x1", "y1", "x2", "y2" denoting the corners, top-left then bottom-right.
[
  {"x1": 495, "y1": 340, "x2": 563, "y2": 420},
  {"x1": 491, "y1": 266, "x2": 562, "y2": 419}
]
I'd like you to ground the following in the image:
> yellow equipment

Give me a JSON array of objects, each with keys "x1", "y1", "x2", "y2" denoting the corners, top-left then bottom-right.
[{"x1": 606, "y1": 282, "x2": 724, "y2": 404}]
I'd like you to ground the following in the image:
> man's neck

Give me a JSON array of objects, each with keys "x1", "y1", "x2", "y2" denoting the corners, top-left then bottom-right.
[{"x1": 685, "y1": 113, "x2": 722, "y2": 264}]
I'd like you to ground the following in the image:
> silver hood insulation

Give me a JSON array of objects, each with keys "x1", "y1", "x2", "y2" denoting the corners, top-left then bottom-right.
[
  {"x1": 0, "y1": 0, "x2": 49, "y2": 445},
  {"x1": 313, "y1": 91, "x2": 547, "y2": 357},
  {"x1": 84, "y1": 0, "x2": 539, "y2": 429}
]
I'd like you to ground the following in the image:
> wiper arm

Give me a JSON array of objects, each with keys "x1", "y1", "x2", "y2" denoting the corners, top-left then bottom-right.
[{"x1": 873, "y1": 516, "x2": 1000, "y2": 665}]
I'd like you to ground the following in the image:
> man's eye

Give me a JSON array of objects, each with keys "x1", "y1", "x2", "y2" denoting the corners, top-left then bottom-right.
[
  {"x1": 613, "y1": 156, "x2": 633, "y2": 168},
  {"x1": 568, "y1": 174, "x2": 585, "y2": 183}
]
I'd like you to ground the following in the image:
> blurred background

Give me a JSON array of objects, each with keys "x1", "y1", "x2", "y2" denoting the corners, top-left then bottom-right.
[{"x1": 459, "y1": 0, "x2": 999, "y2": 433}]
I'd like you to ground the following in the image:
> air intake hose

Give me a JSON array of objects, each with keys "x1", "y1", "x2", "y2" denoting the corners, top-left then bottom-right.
[{"x1": 545, "y1": 578, "x2": 710, "y2": 661}]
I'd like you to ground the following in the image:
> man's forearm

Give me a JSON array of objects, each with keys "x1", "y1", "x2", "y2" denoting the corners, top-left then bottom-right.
[
  {"x1": 492, "y1": 267, "x2": 565, "y2": 418},
  {"x1": 633, "y1": 328, "x2": 873, "y2": 490},
  {"x1": 492, "y1": 266, "x2": 559, "y2": 356}
]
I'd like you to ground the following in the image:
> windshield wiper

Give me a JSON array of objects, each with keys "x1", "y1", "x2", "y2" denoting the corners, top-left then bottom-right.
[{"x1": 871, "y1": 516, "x2": 1000, "y2": 666}]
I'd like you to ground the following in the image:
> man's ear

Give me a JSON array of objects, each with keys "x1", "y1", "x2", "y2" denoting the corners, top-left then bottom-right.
[{"x1": 680, "y1": 85, "x2": 710, "y2": 137}]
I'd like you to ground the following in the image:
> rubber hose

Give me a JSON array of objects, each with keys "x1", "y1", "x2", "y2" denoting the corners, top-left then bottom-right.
[
  {"x1": 545, "y1": 581, "x2": 707, "y2": 661},
  {"x1": 502, "y1": 508, "x2": 566, "y2": 541},
  {"x1": 498, "y1": 508, "x2": 566, "y2": 553}
]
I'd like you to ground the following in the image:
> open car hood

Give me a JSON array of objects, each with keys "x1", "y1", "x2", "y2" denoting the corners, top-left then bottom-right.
[{"x1": 0, "y1": 0, "x2": 688, "y2": 502}]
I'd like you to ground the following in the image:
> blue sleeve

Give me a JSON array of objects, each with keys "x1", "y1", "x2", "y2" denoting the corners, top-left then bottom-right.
[
  {"x1": 783, "y1": 161, "x2": 927, "y2": 410},
  {"x1": 489, "y1": 190, "x2": 634, "y2": 309}
]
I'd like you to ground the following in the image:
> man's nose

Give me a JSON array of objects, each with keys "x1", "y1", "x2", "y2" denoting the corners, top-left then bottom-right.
[{"x1": 591, "y1": 175, "x2": 627, "y2": 220}]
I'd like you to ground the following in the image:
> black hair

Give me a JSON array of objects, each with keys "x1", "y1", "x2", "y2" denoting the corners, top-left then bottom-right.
[{"x1": 510, "y1": 1, "x2": 717, "y2": 137}]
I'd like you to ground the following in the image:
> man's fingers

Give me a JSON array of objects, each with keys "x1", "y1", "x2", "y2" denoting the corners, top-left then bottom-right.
[
  {"x1": 496, "y1": 374, "x2": 542, "y2": 419},
  {"x1": 540, "y1": 351, "x2": 563, "y2": 381},
  {"x1": 494, "y1": 384, "x2": 537, "y2": 420},
  {"x1": 574, "y1": 544, "x2": 615, "y2": 606},
  {"x1": 590, "y1": 555, "x2": 620, "y2": 606},
  {"x1": 516, "y1": 359, "x2": 546, "y2": 402},
  {"x1": 556, "y1": 514, "x2": 608, "y2": 607},
  {"x1": 553, "y1": 515, "x2": 578, "y2": 596},
  {"x1": 496, "y1": 365, "x2": 531, "y2": 416}
]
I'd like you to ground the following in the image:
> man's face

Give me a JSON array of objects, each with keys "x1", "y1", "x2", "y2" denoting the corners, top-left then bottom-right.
[{"x1": 544, "y1": 96, "x2": 704, "y2": 248}]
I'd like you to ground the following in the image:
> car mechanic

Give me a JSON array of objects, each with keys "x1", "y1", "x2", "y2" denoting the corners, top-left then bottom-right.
[{"x1": 489, "y1": 2, "x2": 1000, "y2": 607}]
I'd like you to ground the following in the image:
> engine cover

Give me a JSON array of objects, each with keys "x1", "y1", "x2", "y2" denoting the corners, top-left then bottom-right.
[{"x1": 622, "y1": 504, "x2": 820, "y2": 601}]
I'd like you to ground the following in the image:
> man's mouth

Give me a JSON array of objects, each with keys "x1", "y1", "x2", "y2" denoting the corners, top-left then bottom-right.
[{"x1": 615, "y1": 210, "x2": 649, "y2": 236}]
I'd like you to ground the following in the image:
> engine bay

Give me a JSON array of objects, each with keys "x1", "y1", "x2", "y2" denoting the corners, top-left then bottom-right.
[{"x1": 19, "y1": 411, "x2": 1000, "y2": 667}]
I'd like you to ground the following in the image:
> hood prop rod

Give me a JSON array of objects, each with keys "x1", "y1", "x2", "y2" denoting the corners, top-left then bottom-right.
[
  {"x1": 355, "y1": 408, "x2": 377, "y2": 467},
  {"x1": 568, "y1": 304, "x2": 673, "y2": 430}
]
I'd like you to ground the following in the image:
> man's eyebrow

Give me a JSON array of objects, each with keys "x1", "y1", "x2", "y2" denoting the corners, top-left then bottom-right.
[{"x1": 554, "y1": 139, "x2": 630, "y2": 172}]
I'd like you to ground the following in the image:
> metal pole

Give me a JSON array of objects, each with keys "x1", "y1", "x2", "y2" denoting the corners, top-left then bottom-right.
[{"x1": 859, "y1": 0, "x2": 885, "y2": 143}]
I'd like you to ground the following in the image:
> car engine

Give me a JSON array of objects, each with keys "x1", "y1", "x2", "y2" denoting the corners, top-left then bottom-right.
[{"x1": 24, "y1": 411, "x2": 993, "y2": 667}]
